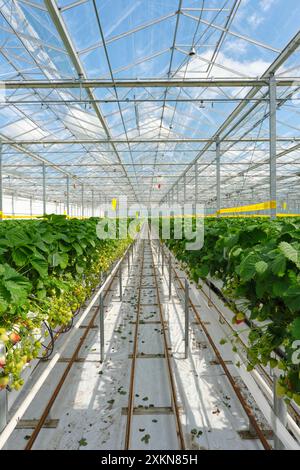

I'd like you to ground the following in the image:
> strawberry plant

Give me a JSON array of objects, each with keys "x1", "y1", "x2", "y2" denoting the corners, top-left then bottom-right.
[
  {"x1": 0, "y1": 216, "x2": 132, "y2": 390},
  {"x1": 162, "y1": 216, "x2": 300, "y2": 402}
]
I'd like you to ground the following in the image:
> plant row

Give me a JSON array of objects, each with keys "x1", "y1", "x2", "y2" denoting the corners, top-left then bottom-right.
[
  {"x1": 161, "y1": 217, "x2": 300, "y2": 404},
  {"x1": 0, "y1": 215, "x2": 131, "y2": 391}
]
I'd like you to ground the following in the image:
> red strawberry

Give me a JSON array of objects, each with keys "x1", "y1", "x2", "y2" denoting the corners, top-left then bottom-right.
[{"x1": 9, "y1": 332, "x2": 21, "y2": 344}]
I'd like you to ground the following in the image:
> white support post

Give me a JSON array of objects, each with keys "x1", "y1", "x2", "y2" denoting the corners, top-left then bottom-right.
[
  {"x1": 42, "y1": 162, "x2": 46, "y2": 216},
  {"x1": 269, "y1": 73, "x2": 277, "y2": 218},
  {"x1": 183, "y1": 173, "x2": 186, "y2": 203},
  {"x1": 30, "y1": 196, "x2": 33, "y2": 217},
  {"x1": 0, "y1": 390, "x2": 7, "y2": 433},
  {"x1": 119, "y1": 267, "x2": 123, "y2": 301},
  {"x1": 11, "y1": 193, "x2": 15, "y2": 216},
  {"x1": 99, "y1": 292, "x2": 104, "y2": 363},
  {"x1": 66, "y1": 176, "x2": 70, "y2": 216},
  {"x1": 184, "y1": 279, "x2": 189, "y2": 359},
  {"x1": 168, "y1": 252, "x2": 172, "y2": 300},
  {"x1": 92, "y1": 189, "x2": 94, "y2": 217},
  {"x1": 81, "y1": 184, "x2": 84, "y2": 218},
  {"x1": 216, "y1": 137, "x2": 221, "y2": 217},
  {"x1": 272, "y1": 374, "x2": 287, "y2": 450},
  {"x1": 194, "y1": 162, "x2": 198, "y2": 216},
  {"x1": 0, "y1": 142, "x2": 3, "y2": 221}
]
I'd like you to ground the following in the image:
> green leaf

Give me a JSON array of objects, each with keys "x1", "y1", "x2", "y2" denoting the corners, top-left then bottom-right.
[
  {"x1": 42, "y1": 233, "x2": 55, "y2": 244},
  {"x1": 141, "y1": 434, "x2": 151, "y2": 444},
  {"x1": 0, "y1": 283, "x2": 11, "y2": 303},
  {"x1": 255, "y1": 261, "x2": 268, "y2": 275},
  {"x1": 283, "y1": 285, "x2": 300, "y2": 312},
  {"x1": 291, "y1": 318, "x2": 300, "y2": 339},
  {"x1": 7, "y1": 229, "x2": 31, "y2": 246},
  {"x1": 231, "y1": 247, "x2": 242, "y2": 257},
  {"x1": 279, "y1": 241, "x2": 299, "y2": 266},
  {"x1": 272, "y1": 278, "x2": 290, "y2": 297},
  {"x1": 194, "y1": 264, "x2": 210, "y2": 279},
  {"x1": 76, "y1": 264, "x2": 84, "y2": 274},
  {"x1": 12, "y1": 248, "x2": 28, "y2": 267},
  {"x1": 238, "y1": 253, "x2": 260, "y2": 281},
  {"x1": 271, "y1": 254, "x2": 286, "y2": 277},
  {"x1": 78, "y1": 438, "x2": 87, "y2": 447},
  {"x1": 256, "y1": 280, "x2": 268, "y2": 298},
  {"x1": 31, "y1": 257, "x2": 48, "y2": 277},
  {"x1": 58, "y1": 252, "x2": 69, "y2": 269},
  {"x1": 49, "y1": 252, "x2": 69, "y2": 269},
  {"x1": 5, "y1": 280, "x2": 29, "y2": 303},
  {"x1": 73, "y1": 242, "x2": 83, "y2": 256}
]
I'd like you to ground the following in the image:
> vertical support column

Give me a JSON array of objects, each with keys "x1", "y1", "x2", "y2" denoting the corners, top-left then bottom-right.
[
  {"x1": 158, "y1": 241, "x2": 160, "y2": 265},
  {"x1": 92, "y1": 189, "x2": 94, "y2": 217},
  {"x1": 183, "y1": 173, "x2": 186, "y2": 204},
  {"x1": 194, "y1": 162, "x2": 198, "y2": 216},
  {"x1": 269, "y1": 73, "x2": 277, "y2": 219},
  {"x1": 42, "y1": 162, "x2": 46, "y2": 216},
  {"x1": 99, "y1": 291, "x2": 104, "y2": 363},
  {"x1": 11, "y1": 193, "x2": 15, "y2": 216},
  {"x1": 168, "y1": 252, "x2": 172, "y2": 300},
  {"x1": 177, "y1": 183, "x2": 179, "y2": 204},
  {"x1": 30, "y1": 196, "x2": 33, "y2": 218},
  {"x1": 161, "y1": 244, "x2": 164, "y2": 275},
  {"x1": 81, "y1": 184, "x2": 84, "y2": 218},
  {"x1": 66, "y1": 176, "x2": 70, "y2": 216},
  {"x1": 216, "y1": 137, "x2": 221, "y2": 217},
  {"x1": 0, "y1": 389, "x2": 7, "y2": 433},
  {"x1": 119, "y1": 266, "x2": 123, "y2": 301},
  {"x1": 184, "y1": 279, "x2": 189, "y2": 359},
  {"x1": 0, "y1": 142, "x2": 3, "y2": 221},
  {"x1": 272, "y1": 373, "x2": 287, "y2": 450}
]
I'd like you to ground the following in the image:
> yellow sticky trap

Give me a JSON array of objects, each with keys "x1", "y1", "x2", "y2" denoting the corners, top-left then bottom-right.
[
  {"x1": 282, "y1": 202, "x2": 287, "y2": 210},
  {"x1": 0, "y1": 211, "x2": 3, "y2": 219},
  {"x1": 136, "y1": 211, "x2": 139, "y2": 219},
  {"x1": 111, "y1": 198, "x2": 117, "y2": 211}
]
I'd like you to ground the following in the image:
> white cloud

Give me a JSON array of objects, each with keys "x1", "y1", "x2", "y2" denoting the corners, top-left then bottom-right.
[
  {"x1": 260, "y1": 0, "x2": 277, "y2": 12},
  {"x1": 177, "y1": 50, "x2": 270, "y2": 79},
  {"x1": 247, "y1": 13, "x2": 264, "y2": 28},
  {"x1": 224, "y1": 39, "x2": 248, "y2": 56}
]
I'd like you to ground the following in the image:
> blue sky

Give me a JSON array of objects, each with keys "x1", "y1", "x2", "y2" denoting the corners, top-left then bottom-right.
[{"x1": 0, "y1": 0, "x2": 299, "y2": 207}]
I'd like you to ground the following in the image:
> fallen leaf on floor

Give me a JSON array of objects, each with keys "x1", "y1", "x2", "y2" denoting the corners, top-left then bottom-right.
[
  {"x1": 141, "y1": 434, "x2": 151, "y2": 444},
  {"x1": 78, "y1": 438, "x2": 87, "y2": 446}
]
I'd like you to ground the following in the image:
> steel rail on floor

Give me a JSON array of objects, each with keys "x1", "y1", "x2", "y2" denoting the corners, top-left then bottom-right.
[
  {"x1": 158, "y1": 240, "x2": 271, "y2": 451},
  {"x1": 149, "y1": 239, "x2": 186, "y2": 450},
  {"x1": 20, "y1": 243, "x2": 134, "y2": 451}
]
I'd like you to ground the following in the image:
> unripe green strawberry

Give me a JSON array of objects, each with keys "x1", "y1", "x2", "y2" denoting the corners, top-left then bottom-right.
[
  {"x1": 0, "y1": 375, "x2": 9, "y2": 389},
  {"x1": 293, "y1": 394, "x2": 300, "y2": 406},
  {"x1": 269, "y1": 358, "x2": 278, "y2": 368},
  {"x1": 275, "y1": 381, "x2": 286, "y2": 397}
]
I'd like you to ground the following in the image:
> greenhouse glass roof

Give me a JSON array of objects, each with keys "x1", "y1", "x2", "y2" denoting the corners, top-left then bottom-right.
[{"x1": 0, "y1": 0, "x2": 300, "y2": 209}]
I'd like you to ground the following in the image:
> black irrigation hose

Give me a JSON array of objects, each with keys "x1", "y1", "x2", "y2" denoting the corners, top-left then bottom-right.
[{"x1": 37, "y1": 321, "x2": 55, "y2": 361}]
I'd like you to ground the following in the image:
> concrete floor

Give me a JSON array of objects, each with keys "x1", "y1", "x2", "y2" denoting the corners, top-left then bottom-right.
[{"x1": 4, "y1": 238, "x2": 266, "y2": 450}]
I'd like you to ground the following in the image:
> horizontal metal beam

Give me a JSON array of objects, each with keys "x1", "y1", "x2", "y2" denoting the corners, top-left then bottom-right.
[
  {"x1": 4, "y1": 97, "x2": 280, "y2": 105},
  {"x1": 3, "y1": 137, "x2": 300, "y2": 145},
  {"x1": 7, "y1": 161, "x2": 299, "y2": 168},
  {"x1": 1, "y1": 78, "x2": 299, "y2": 89}
]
